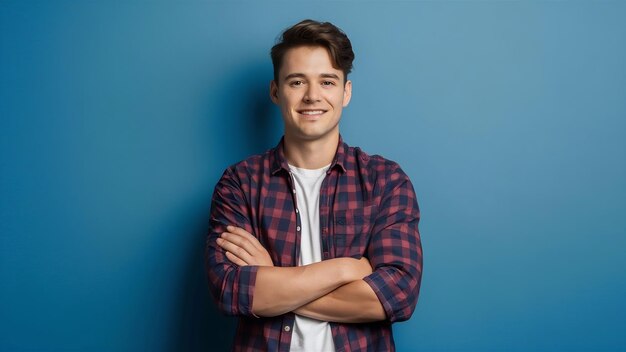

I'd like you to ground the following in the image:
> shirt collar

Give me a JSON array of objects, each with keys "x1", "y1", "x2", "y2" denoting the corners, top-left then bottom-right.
[{"x1": 271, "y1": 135, "x2": 348, "y2": 176}]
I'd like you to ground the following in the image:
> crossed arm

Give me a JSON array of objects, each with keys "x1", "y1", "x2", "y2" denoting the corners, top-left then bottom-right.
[
  {"x1": 217, "y1": 226, "x2": 386, "y2": 323},
  {"x1": 206, "y1": 166, "x2": 421, "y2": 323}
]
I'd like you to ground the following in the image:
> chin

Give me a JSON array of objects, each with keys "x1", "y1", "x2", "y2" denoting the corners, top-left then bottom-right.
[{"x1": 297, "y1": 129, "x2": 338, "y2": 141}]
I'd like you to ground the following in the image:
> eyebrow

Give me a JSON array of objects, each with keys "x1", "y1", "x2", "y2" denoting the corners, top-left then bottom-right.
[{"x1": 283, "y1": 73, "x2": 341, "y2": 81}]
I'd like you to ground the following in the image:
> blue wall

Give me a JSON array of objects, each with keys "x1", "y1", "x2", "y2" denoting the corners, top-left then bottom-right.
[{"x1": 1, "y1": 1, "x2": 625, "y2": 351}]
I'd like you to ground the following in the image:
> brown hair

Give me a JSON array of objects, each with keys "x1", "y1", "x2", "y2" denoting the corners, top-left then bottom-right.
[{"x1": 270, "y1": 19, "x2": 354, "y2": 83}]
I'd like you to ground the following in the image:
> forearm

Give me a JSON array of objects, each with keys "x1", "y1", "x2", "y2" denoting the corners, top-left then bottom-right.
[
  {"x1": 252, "y1": 257, "x2": 368, "y2": 317},
  {"x1": 293, "y1": 279, "x2": 386, "y2": 323}
]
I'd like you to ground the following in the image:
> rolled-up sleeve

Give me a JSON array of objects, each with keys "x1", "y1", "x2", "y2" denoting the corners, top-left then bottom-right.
[
  {"x1": 205, "y1": 168, "x2": 259, "y2": 317},
  {"x1": 363, "y1": 164, "x2": 422, "y2": 323}
]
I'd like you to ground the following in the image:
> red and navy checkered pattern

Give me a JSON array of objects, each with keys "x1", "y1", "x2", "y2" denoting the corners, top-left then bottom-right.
[{"x1": 205, "y1": 136, "x2": 422, "y2": 352}]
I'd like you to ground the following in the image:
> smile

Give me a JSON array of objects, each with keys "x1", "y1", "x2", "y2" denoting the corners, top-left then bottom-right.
[{"x1": 298, "y1": 110, "x2": 327, "y2": 116}]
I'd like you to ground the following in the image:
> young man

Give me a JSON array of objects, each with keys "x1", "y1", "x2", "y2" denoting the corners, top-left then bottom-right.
[{"x1": 205, "y1": 19, "x2": 422, "y2": 351}]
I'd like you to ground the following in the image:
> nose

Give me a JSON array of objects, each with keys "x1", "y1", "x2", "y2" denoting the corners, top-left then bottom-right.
[{"x1": 303, "y1": 84, "x2": 321, "y2": 103}]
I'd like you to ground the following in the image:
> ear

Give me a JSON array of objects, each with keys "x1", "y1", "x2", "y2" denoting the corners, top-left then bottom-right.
[
  {"x1": 342, "y1": 80, "x2": 352, "y2": 107},
  {"x1": 270, "y1": 80, "x2": 279, "y2": 104}
]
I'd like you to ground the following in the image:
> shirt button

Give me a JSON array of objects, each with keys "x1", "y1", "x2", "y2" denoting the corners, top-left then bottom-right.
[
  {"x1": 295, "y1": 208, "x2": 299, "y2": 213},
  {"x1": 284, "y1": 325, "x2": 291, "y2": 332},
  {"x1": 296, "y1": 226, "x2": 301, "y2": 231},
  {"x1": 292, "y1": 189, "x2": 296, "y2": 193}
]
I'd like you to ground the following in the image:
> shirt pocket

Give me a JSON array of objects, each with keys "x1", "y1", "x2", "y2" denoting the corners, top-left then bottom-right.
[{"x1": 333, "y1": 205, "x2": 378, "y2": 258}]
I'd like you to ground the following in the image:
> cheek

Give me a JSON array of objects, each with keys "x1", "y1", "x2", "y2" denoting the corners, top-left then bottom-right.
[
  {"x1": 281, "y1": 95, "x2": 298, "y2": 109},
  {"x1": 333, "y1": 95, "x2": 345, "y2": 107},
  {"x1": 277, "y1": 97, "x2": 292, "y2": 110}
]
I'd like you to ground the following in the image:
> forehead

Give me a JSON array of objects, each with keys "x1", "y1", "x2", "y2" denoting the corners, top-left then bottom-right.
[{"x1": 279, "y1": 46, "x2": 344, "y2": 80}]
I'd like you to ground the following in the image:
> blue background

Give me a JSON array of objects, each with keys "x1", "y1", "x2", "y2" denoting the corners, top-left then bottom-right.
[{"x1": 1, "y1": 1, "x2": 625, "y2": 351}]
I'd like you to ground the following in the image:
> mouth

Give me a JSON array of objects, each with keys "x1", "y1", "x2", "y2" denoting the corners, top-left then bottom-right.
[{"x1": 297, "y1": 109, "x2": 327, "y2": 117}]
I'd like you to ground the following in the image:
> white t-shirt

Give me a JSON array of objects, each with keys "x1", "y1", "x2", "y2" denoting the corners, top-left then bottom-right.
[{"x1": 288, "y1": 163, "x2": 335, "y2": 352}]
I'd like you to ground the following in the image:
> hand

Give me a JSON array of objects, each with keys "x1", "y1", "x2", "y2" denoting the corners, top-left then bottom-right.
[{"x1": 216, "y1": 226, "x2": 274, "y2": 267}]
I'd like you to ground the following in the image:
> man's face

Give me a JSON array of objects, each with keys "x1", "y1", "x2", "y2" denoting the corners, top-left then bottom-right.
[{"x1": 270, "y1": 46, "x2": 352, "y2": 143}]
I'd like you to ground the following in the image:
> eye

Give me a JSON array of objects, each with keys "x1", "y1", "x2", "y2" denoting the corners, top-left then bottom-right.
[
  {"x1": 321, "y1": 81, "x2": 335, "y2": 86},
  {"x1": 289, "y1": 80, "x2": 304, "y2": 87}
]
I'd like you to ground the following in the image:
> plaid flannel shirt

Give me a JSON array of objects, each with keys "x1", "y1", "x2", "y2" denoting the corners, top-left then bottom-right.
[{"x1": 205, "y1": 136, "x2": 422, "y2": 352}]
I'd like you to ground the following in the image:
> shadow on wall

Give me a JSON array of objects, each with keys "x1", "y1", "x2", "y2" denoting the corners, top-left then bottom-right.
[
  {"x1": 167, "y1": 200, "x2": 236, "y2": 351},
  {"x1": 169, "y1": 61, "x2": 280, "y2": 350},
  {"x1": 211, "y1": 60, "x2": 283, "y2": 162}
]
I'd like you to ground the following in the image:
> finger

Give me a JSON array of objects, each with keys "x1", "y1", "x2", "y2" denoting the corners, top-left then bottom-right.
[
  {"x1": 227, "y1": 226, "x2": 265, "y2": 252},
  {"x1": 221, "y1": 231, "x2": 258, "y2": 256},
  {"x1": 217, "y1": 237, "x2": 254, "y2": 263},
  {"x1": 221, "y1": 232, "x2": 256, "y2": 255},
  {"x1": 219, "y1": 236, "x2": 272, "y2": 266},
  {"x1": 224, "y1": 227, "x2": 274, "y2": 266},
  {"x1": 222, "y1": 227, "x2": 274, "y2": 266},
  {"x1": 225, "y1": 251, "x2": 248, "y2": 266}
]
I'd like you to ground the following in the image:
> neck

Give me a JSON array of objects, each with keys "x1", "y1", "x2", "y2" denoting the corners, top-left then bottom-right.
[{"x1": 284, "y1": 132, "x2": 339, "y2": 169}]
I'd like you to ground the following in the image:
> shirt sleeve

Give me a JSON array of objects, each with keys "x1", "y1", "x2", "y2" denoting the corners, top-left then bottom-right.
[
  {"x1": 204, "y1": 167, "x2": 259, "y2": 317},
  {"x1": 362, "y1": 164, "x2": 423, "y2": 323}
]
